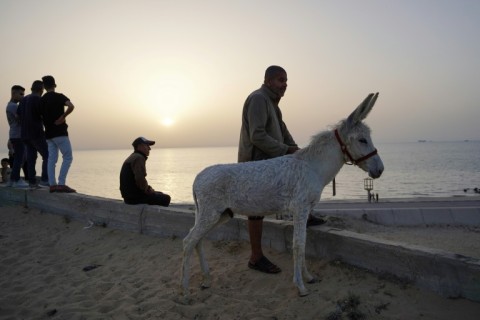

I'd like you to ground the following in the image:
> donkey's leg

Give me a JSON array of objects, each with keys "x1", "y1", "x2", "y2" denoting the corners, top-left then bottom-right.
[
  {"x1": 195, "y1": 238, "x2": 211, "y2": 288},
  {"x1": 292, "y1": 208, "x2": 311, "y2": 297},
  {"x1": 181, "y1": 208, "x2": 231, "y2": 295},
  {"x1": 181, "y1": 226, "x2": 201, "y2": 296},
  {"x1": 196, "y1": 208, "x2": 234, "y2": 289}
]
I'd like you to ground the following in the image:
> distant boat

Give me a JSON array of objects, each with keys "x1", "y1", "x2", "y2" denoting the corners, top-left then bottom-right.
[{"x1": 418, "y1": 140, "x2": 426, "y2": 142}]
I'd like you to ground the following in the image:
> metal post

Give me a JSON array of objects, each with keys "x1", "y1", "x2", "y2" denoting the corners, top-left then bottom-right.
[{"x1": 364, "y1": 178, "x2": 374, "y2": 203}]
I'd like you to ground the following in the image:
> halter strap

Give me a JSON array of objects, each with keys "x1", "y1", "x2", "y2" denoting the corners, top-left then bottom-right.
[{"x1": 334, "y1": 129, "x2": 378, "y2": 165}]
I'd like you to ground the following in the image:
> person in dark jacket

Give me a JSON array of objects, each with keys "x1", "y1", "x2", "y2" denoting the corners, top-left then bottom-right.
[
  {"x1": 17, "y1": 80, "x2": 49, "y2": 188},
  {"x1": 119, "y1": 137, "x2": 171, "y2": 206}
]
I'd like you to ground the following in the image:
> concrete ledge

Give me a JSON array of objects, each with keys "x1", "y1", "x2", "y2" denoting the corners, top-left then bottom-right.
[
  {"x1": 1, "y1": 187, "x2": 479, "y2": 302},
  {"x1": 314, "y1": 206, "x2": 480, "y2": 227},
  {"x1": 307, "y1": 227, "x2": 480, "y2": 301}
]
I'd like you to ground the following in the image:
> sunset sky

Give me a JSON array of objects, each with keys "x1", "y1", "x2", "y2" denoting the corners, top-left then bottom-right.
[{"x1": 1, "y1": 0, "x2": 479, "y2": 151}]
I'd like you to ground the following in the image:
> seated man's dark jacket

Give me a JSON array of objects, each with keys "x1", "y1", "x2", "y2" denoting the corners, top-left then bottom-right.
[{"x1": 120, "y1": 151, "x2": 150, "y2": 201}]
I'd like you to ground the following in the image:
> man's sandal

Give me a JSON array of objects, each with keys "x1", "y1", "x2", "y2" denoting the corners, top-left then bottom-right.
[{"x1": 248, "y1": 256, "x2": 281, "y2": 274}]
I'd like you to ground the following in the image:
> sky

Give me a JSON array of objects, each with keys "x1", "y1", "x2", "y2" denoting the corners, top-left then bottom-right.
[{"x1": 1, "y1": 0, "x2": 479, "y2": 151}]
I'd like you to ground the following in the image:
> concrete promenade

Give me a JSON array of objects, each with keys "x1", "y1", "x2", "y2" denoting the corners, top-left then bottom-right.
[
  {"x1": 1, "y1": 187, "x2": 479, "y2": 302},
  {"x1": 312, "y1": 196, "x2": 480, "y2": 226}
]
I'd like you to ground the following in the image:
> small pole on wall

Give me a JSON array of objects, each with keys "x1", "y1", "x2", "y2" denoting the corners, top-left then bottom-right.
[{"x1": 364, "y1": 178, "x2": 373, "y2": 203}]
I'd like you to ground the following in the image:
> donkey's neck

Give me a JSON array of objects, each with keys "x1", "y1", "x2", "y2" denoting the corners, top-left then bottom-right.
[{"x1": 296, "y1": 130, "x2": 344, "y2": 186}]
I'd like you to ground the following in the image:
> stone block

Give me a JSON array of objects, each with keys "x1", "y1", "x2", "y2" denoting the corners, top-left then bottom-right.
[
  {"x1": 421, "y1": 208, "x2": 454, "y2": 226},
  {"x1": 391, "y1": 208, "x2": 424, "y2": 226}
]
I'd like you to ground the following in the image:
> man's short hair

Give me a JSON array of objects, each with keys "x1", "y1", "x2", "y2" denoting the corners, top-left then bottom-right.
[
  {"x1": 11, "y1": 85, "x2": 25, "y2": 92},
  {"x1": 31, "y1": 80, "x2": 44, "y2": 92},
  {"x1": 264, "y1": 65, "x2": 286, "y2": 81},
  {"x1": 42, "y1": 75, "x2": 56, "y2": 89},
  {"x1": 1, "y1": 158, "x2": 10, "y2": 164}
]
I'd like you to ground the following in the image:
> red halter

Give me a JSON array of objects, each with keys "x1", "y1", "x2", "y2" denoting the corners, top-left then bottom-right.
[{"x1": 334, "y1": 129, "x2": 378, "y2": 166}]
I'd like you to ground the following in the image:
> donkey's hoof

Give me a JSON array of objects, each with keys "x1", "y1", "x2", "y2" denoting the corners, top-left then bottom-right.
[
  {"x1": 298, "y1": 288, "x2": 310, "y2": 297},
  {"x1": 201, "y1": 275, "x2": 211, "y2": 289},
  {"x1": 180, "y1": 296, "x2": 192, "y2": 305},
  {"x1": 175, "y1": 292, "x2": 192, "y2": 305},
  {"x1": 307, "y1": 277, "x2": 316, "y2": 284}
]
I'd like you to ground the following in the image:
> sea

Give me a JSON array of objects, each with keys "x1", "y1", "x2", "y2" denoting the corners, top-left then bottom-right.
[{"x1": 7, "y1": 141, "x2": 480, "y2": 204}]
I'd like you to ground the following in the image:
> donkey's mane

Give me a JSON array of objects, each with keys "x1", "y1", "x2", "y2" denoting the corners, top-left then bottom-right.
[
  {"x1": 297, "y1": 120, "x2": 344, "y2": 159},
  {"x1": 297, "y1": 119, "x2": 372, "y2": 161}
]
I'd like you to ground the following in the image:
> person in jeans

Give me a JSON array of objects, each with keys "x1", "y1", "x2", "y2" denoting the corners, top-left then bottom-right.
[
  {"x1": 39, "y1": 75, "x2": 76, "y2": 193},
  {"x1": 120, "y1": 137, "x2": 171, "y2": 206},
  {"x1": 5, "y1": 85, "x2": 28, "y2": 188},
  {"x1": 17, "y1": 80, "x2": 49, "y2": 188}
]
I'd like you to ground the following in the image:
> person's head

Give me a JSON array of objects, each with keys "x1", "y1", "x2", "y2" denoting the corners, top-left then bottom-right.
[
  {"x1": 11, "y1": 85, "x2": 25, "y2": 102},
  {"x1": 1, "y1": 158, "x2": 10, "y2": 168},
  {"x1": 31, "y1": 80, "x2": 44, "y2": 95},
  {"x1": 264, "y1": 65, "x2": 287, "y2": 98},
  {"x1": 42, "y1": 75, "x2": 56, "y2": 90},
  {"x1": 132, "y1": 137, "x2": 155, "y2": 156}
]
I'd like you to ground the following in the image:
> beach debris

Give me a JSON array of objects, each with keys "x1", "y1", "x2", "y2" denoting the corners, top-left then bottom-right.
[
  {"x1": 83, "y1": 219, "x2": 107, "y2": 229},
  {"x1": 326, "y1": 292, "x2": 366, "y2": 320},
  {"x1": 374, "y1": 302, "x2": 390, "y2": 314},
  {"x1": 82, "y1": 264, "x2": 102, "y2": 272},
  {"x1": 83, "y1": 220, "x2": 94, "y2": 229},
  {"x1": 46, "y1": 309, "x2": 57, "y2": 317}
]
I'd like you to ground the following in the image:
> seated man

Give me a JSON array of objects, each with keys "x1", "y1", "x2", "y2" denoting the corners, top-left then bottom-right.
[{"x1": 120, "y1": 137, "x2": 171, "y2": 206}]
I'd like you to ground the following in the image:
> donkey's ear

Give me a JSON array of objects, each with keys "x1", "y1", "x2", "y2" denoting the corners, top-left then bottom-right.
[{"x1": 346, "y1": 92, "x2": 379, "y2": 127}]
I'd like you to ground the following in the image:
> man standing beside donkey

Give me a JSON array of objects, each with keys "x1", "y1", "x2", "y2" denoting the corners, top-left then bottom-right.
[{"x1": 238, "y1": 65, "x2": 324, "y2": 274}]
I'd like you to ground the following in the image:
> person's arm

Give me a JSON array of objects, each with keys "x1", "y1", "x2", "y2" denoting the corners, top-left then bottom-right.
[
  {"x1": 280, "y1": 121, "x2": 300, "y2": 154},
  {"x1": 54, "y1": 100, "x2": 75, "y2": 125},
  {"x1": 6, "y1": 103, "x2": 19, "y2": 126}
]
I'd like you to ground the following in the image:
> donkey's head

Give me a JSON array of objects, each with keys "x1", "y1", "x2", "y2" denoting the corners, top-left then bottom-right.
[{"x1": 336, "y1": 93, "x2": 384, "y2": 179}]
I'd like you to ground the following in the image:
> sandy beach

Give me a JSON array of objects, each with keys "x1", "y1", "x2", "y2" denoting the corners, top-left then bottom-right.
[{"x1": 1, "y1": 204, "x2": 480, "y2": 320}]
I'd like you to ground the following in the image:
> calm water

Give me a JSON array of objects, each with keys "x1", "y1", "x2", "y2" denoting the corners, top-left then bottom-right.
[{"x1": 57, "y1": 141, "x2": 479, "y2": 204}]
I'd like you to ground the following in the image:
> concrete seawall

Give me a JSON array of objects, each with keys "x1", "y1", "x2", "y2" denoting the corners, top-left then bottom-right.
[
  {"x1": 313, "y1": 198, "x2": 480, "y2": 227},
  {"x1": 1, "y1": 187, "x2": 479, "y2": 302}
]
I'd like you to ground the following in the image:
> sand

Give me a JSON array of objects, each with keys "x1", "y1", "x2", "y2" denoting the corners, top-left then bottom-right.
[{"x1": 1, "y1": 204, "x2": 479, "y2": 320}]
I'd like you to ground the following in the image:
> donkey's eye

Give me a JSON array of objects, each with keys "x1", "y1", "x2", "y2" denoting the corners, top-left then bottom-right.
[{"x1": 359, "y1": 138, "x2": 368, "y2": 144}]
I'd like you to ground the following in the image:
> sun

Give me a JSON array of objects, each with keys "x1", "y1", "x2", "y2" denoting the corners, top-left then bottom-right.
[
  {"x1": 141, "y1": 73, "x2": 194, "y2": 129},
  {"x1": 161, "y1": 117, "x2": 175, "y2": 127}
]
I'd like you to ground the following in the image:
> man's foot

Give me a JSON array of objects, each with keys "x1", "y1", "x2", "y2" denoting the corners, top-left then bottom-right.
[
  {"x1": 50, "y1": 186, "x2": 57, "y2": 193},
  {"x1": 56, "y1": 185, "x2": 76, "y2": 193},
  {"x1": 248, "y1": 256, "x2": 281, "y2": 274},
  {"x1": 12, "y1": 179, "x2": 29, "y2": 189},
  {"x1": 307, "y1": 215, "x2": 326, "y2": 227},
  {"x1": 29, "y1": 183, "x2": 40, "y2": 189},
  {"x1": 39, "y1": 180, "x2": 49, "y2": 187}
]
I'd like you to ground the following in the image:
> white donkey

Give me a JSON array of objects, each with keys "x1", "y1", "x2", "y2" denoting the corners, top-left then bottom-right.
[{"x1": 181, "y1": 93, "x2": 384, "y2": 297}]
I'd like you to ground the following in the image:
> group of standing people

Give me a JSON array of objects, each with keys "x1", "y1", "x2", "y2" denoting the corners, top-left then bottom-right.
[{"x1": 4, "y1": 75, "x2": 76, "y2": 193}]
